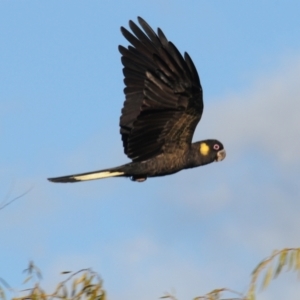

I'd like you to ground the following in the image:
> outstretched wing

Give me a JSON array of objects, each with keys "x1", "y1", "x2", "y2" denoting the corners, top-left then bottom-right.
[{"x1": 119, "y1": 17, "x2": 203, "y2": 162}]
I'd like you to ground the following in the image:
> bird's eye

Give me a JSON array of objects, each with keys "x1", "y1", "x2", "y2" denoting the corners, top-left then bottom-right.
[{"x1": 213, "y1": 144, "x2": 220, "y2": 150}]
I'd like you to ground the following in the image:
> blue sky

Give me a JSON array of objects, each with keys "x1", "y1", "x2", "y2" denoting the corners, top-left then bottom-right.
[{"x1": 1, "y1": 1, "x2": 300, "y2": 299}]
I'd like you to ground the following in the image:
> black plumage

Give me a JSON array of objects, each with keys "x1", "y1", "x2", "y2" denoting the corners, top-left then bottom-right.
[{"x1": 48, "y1": 17, "x2": 226, "y2": 183}]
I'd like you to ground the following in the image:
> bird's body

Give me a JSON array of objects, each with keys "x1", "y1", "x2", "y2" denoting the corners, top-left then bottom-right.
[{"x1": 48, "y1": 17, "x2": 226, "y2": 183}]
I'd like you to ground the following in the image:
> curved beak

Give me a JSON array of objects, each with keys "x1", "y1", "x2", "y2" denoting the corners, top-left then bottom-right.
[{"x1": 216, "y1": 149, "x2": 226, "y2": 162}]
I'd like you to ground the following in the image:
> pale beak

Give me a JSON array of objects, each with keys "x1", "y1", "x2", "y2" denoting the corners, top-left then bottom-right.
[{"x1": 216, "y1": 149, "x2": 226, "y2": 162}]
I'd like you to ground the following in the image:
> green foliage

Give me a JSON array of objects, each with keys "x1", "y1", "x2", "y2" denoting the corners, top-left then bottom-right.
[
  {"x1": 248, "y1": 248, "x2": 300, "y2": 299},
  {"x1": 162, "y1": 248, "x2": 300, "y2": 300},
  {"x1": 162, "y1": 288, "x2": 245, "y2": 300},
  {"x1": 0, "y1": 277, "x2": 11, "y2": 300},
  {"x1": 1, "y1": 262, "x2": 105, "y2": 300},
  {"x1": 2, "y1": 248, "x2": 300, "y2": 300}
]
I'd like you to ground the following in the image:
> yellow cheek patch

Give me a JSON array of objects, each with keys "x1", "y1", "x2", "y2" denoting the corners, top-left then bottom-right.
[{"x1": 200, "y1": 143, "x2": 210, "y2": 156}]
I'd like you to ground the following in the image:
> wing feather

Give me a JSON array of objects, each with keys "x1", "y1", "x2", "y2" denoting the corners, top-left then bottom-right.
[{"x1": 119, "y1": 17, "x2": 203, "y2": 162}]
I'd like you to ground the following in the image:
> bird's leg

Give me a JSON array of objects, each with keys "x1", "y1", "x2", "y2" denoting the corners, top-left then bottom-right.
[{"x1": 130, "y1": 176, "x2": 147, "y2": 182}]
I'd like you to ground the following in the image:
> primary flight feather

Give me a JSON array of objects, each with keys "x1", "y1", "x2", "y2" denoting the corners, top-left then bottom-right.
[{"x1": 48, "y1": 17, "x2": 226, "y2": 183}]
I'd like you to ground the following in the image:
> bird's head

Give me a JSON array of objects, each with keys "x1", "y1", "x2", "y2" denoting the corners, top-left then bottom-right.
[{"x1": 190, "y1": 139, "x2": 226, "y2": 167}]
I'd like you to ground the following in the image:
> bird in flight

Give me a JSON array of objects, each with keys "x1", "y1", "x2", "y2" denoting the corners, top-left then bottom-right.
[{"x1": 48, "y1": 17, "x2": 226, "y2": 183}]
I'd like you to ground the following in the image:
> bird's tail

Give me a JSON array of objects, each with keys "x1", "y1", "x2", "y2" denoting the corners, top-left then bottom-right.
[{"x1": 48, "y1": 166, "x2": 127, "y2": 183}]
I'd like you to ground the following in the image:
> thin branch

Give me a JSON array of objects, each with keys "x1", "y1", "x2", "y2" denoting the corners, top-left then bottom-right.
[
  {"x1": 0, "y1": 185, "x2": 33, "y2": 211},
  {"x1": 0, "y1": 277, "x2": 11, "y2": 289},
  {"x1": 194, "y1": 287, "x2": 245, "y2": 300}
]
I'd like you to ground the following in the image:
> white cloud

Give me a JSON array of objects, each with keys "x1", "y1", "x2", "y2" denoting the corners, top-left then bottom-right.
[
  {"x1": 199, "y1": 56, "x2": 300, "y2": 166},
  {"x1": 4, "y1": 55, "x2": 300, "y2": 300}
]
